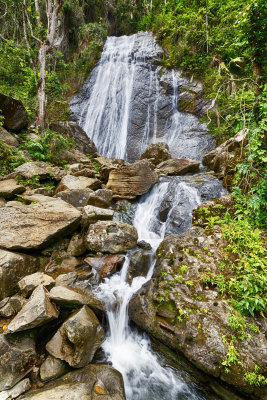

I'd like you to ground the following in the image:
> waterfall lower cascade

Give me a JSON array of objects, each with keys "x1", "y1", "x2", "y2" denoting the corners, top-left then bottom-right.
[{"x1": 71, "y1": 31, "x2": 228, "y2": 400}]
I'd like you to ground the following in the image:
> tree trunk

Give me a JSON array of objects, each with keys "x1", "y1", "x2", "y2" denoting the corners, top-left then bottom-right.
[{"x1": 38, "y1": 44, "x2": 47, "y2": 130}]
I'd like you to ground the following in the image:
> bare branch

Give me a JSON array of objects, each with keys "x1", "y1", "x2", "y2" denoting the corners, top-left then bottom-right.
[{"x1": 23, "y1": 0, "x2": 42, "y2": 44}]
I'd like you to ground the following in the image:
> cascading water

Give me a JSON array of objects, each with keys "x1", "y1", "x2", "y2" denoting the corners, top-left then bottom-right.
[{"x1": 70, "y1": 32, "x2": 215, "y2": 162}]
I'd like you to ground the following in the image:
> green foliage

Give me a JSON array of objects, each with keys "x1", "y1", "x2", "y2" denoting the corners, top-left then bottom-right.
[
  {"x1": 244, "y1": 365, "x2": 267, "y2": 387},
  {"x1": 24, "y1": 129, "x2": 74, "y2": 165},
  {"x1": 221, "y1": 335, "x2": 240, "y2": 372},
  {"x1": 0, "y1": 139, "x2": 26, "y2": 176}
]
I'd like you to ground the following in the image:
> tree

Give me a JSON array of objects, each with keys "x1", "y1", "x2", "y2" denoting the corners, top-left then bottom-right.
[{"x1": 22, "y1": 0, "x2": 64, "y2": 130}]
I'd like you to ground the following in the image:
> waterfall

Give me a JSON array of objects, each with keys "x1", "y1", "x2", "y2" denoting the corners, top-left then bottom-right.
[
  {"x1": 94, "y1": 182, "x2": 206, "y2": 400},
  {"x1": 70, "y1": 32, "x2": 215, "y2": 162}
]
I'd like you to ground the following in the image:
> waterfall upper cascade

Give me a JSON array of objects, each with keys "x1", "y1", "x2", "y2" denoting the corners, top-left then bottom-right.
[{"x1": 70, "y1": 32, "x2": 214, "y2": 162}]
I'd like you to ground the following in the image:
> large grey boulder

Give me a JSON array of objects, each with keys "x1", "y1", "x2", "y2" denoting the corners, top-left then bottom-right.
[
  {"x1": 46, "y1": 306, "x2": 104, "y2": 368},
  {"x1": 87, "y1": 189, "x2": 113, "y2": 208},
  {"x1": 49, "y1": 121, "x2": 97, "y2": 155},
  {"x1": 0, "y1": 126, "x2": 19, "y2": 147},
  {"x1": 106, "y1": 160, "x2": 158, "y2": 199},
  {"x1": 18, "y1": 272, "x2": 55, "y2": 297},
  {"x1": 81, "y1": 205, "x2": 114, "y2": 227},
  {"x1": 20, "y1": 364, "x2": 126, "y2": 400},
  {"x1": 0, "y1": 249, "x2": 39, "y2": 300},
  {"x1": 55, "y1": 188, "x2": 93, "y2": 207},
  {"x1": 0, "y1": 179, "x2": 25, "y2": 200},
  {"x1": 0, "y1": 93, "x2": 28, "y2": 131},
  {"x1": 9, "y1": 161, "x2": 65, "y2": 181},
  {"x1": 49, "y1": 286, "x2": 103, "y2": 310},
  {"x1": 155, "y1": 158, "x2": 200, "y2": 176},
  {"x1": 4, "y1": 285, "x2": 59, "y2": 334},
  {"x1": 85, "y1": 221, "x2": 138, "y2": 253},
  {"x1": 55, "y1": 175, "x2": 101, "y2": 194},
  {"x1": 140, "y1": 142, "x2": 171, "y2": 165},
  {"x1": 0, "y1": 198, "x2": 81, "y2": 251},
  {"x1": 0, "y1": 334, "x2": 36, "y2": 391}
]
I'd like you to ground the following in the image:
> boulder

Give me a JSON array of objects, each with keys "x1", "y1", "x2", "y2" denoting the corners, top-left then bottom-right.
[
  {"x1": 55, "y1": 175, "x2": 101, "y2": 194},
  {"x1": 49, "y1": 286, "x2": 103, "y2": 310},
  {"x1": 0, "y1": 295, "x2": 26, "y2": 318},
  {"x1": 46, "y1": 306, "x2": 104, "y2": 368},
  {"x1": 128, "y1": 250, "x2": 153, "y2": 279},
  {"x1": 40, "y1": 355, "x2": 69, "y2": 382},
  {"x1": 55, "y1": 272, "x2": 77, "y2": 287},
  {"x1": 129, "y1": 226, "x2": 267, "y2": 396},
  {"x1": 0, "y1": 334, "x2": 36, "y2": 391},
  {"x1": 68, "y1": 163, "x2": 96, "y2": 178},
  {"x1": 84, "y1": 255, "x2": 125, "y2": 277},
  {"x1": 0, "y1": 93, "x2": 28, "y2": 131},
  {"x1": 106, "y1": 160, "x2": 158, "y2": 199},
  {"x1": 140, "y1": 142, "x2": 171, "y2": 165},
  {"x1": 18, "y1": 272, "x2": 55, "y2": 297},
  {"x1": 155, "y1": 158, "x2": 200, "y2": 176},
  {"x1": 4, "y1": 285, "x2": 59, "y2": 334},
  {"x1": 0, "y1": 378, "x2": 31, "y2": 400},
  {"x1": 0, "y1": 179, "x2": 25, "y2": 200},
  {"x1": 9, "y1": 162, "x2": 65, "y2": 181},
  {"x1": 55, "y1": 188, "x2": 93, "y2": 207},
  {"x1": 81, "y1": 205, "x2": 114, "y2": 227},
  {"x1": 0, "y1": 126, "x2": 19, "y2": 147},
  {"x1": 87, "y1": 189, "x2": 113, "y2": 208},
  {"x1": 49, "y1": 121, "x2": 97, "y2": 155},
  {"x1": 202, "y1": 130, "x2": 247, "y2": 188},
  {"x1": 20, "y1": 364, "x2": 126, "y2": 400},
  {"x1": 85, "y1": 221, "x2": 138, "y2": 253},
  {"x1": 0, "y1": 250, "x2": 39, "y2": 300},
  {"x1": 0, "y1": 198, "x2": 81, "y2": 251},
  {"x1": 67, "y1": 233, "x2": 86, "y2": 256}
]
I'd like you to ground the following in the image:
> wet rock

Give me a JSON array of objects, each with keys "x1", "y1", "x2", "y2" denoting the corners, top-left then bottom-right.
[
  {"x1": 155, "y1": 158, "x2": 200, "y2": 176},
  {"x1": 106, "y1": 160, "x2": 158, "y2": 199},
  {"x1": 4, "y1": 285, "x2": 59, "y2": 334},
  {"x1": 0, "y1": 334, "x2": 36, "y2": 391},
  {"x1": 49, "y1": 286, "x2": 103, "y2": 309},
  {"x1": 203, "y1": 130, "x2": 247, "y2": 188},
  {"x1": 0, "y1": 93, "x2": 28, "y2": 131},
  {"x1": 18, "y1": 273, "x2": 55, "y2": 297},
  {"x1": 46, "y1": 305, "x2": 104, "y2": 368},
  {"x1": 129, "y1": 226, "x2": 267, "y2": 396},
  {"x1": 20, "y1": 364, "x2": 126, "y2": 400},
  {"x1": 140, "y1": 142, "x2": 171, "y2": 165},
  {"x1": 129, "y1": 250, "x2": 153, "y2": 279},
  {"x1": 0, "y1": 126, "x2": 19, "y2": 147},
  {"x1": 67, "y1": 233, "x2": 86, "y2": 257},
  {"x1": 0, "y1": 378, "x2": 31, "y2": 400},
  {"x1": 0, "y1": 250, "x2": 39, "y2": 300},
  {"x1": 138, "y1": 240, "x2": 152, "y2": 250},
  {"x1": 55, "y1": 175, "x2": 101, "y2": 194},
  {"x1": 84, "y1": 254, "x2": 125, "y2": 277},
  {"x1": 40, "y1": 355, "x2": 69, "y2": 382},
  {"x1": 87, "y1": 189, "x2": 113, "y2": 208},
  {"x1": 81, "y1": 205, "x2": 114, "y2": 227},
  {"x1": 9, "y1": 162, "x2": 64, "y2": 181},
  {"x1": 55, "y1": 188, "x2": 93, "y2": 208},
  {"x1": 0, "y1": 179, "x2": 26, "y2": 200},
  {"x1": 49, "y1": 121, "x2": 97, "y2": 154},
  {"x1": 85, "y1": 221, "x2": 138, "y2": 253},
  {"x1": 55, "y1": 272, "x2": 78, "y2": 286},
  {"x1": 0, "y1": 198, "x2": 81, "y2": 251}
]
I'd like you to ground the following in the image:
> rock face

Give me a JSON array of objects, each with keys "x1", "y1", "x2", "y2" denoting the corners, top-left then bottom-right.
[
  {"x1": 155, "y1": 158, "x2": 200, "y2": 176},
  {"x1": 55, "y1": 175, "x2": 101, "y2": 194},
  {"x1": 0, "y1": 249, "x2": 39, "y2": 300},
  {"x1": 0, "y1": 334, "x2": 36, "y2": 390},
  {"x1": 202, "y1": 130, "x2": 247, "y2": 188},
  {"x1": 18, "y1": 272, "x2": 55, "y2": 297},
  {"x1": 46, "y1": 306, "x2": 104, "y2": 368},
  {"x1": 87, "y1": 189, "x2": 113, "y2": 208},
  {"x1": 0, "y1": 93, "x2": 28, "y2": 131},
  {"x1": 49, "y1": 121, "x2": 97, "y2": 154},
  {"x1": 86, "y1": 221, "x2": 138, "y2": 253},
  {"x1": 84, "y1": 255, "x2": 125, "y2": 277},
  {"x1": 10, "y1": 162, "x2": 64, "y2": 181},
  {"x1": 129, "y1": 226, "x2": 267, "y2": 396},
  {"x1": 81, "y1": 205, "x2": 114, "y2": 227},
  {"x1": 55, "y1": 188, "x2": 93, "y2": 207},
  {"x1": 140, "y1": 142, "x2": 171, "y2": 165},
  {"x1": 20, "y1": 364, "x2": 126, "y2": 400},
  {"x1": 5, "y1": 285, "x2": 59, "y2": 334},
  {"x1": 106, "y1": 160, "x2": 158, "y2": 199},
  {"x1": 0, "y1": 198, "x2": 81, "y2": 251},
  {"x1": 40, "y1": 355, "x2": 69, "y2": 382},
  {"x1": 0, "y1": 126, "x2": 19, "y2": 147},
  {"x1": 0, "y1": 179, "x2": 26, "y2": 199}
]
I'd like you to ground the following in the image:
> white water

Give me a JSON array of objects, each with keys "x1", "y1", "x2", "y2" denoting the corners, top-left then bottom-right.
[{"x1": 94, "y1": 181, "x2": 205, "y2": 400}]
